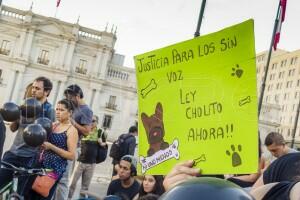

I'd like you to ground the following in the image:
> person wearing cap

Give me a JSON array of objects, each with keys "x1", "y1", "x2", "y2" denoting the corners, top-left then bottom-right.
[
  {"x1": 54, "y1": 84, "x2": 93, "y2": 200},
  {"x1": 63, "y1": 84, "x2": 93, "y2": 137},
  {"x1": 106, "y1": 155, "x2": 140, "y2": 200}
]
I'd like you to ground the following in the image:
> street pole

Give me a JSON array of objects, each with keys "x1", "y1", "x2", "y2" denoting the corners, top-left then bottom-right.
[
  {"x1": 194, "y1": 0, "x2": 206, "y2": 38},
  {"x1": 291, "y1": 96, "x2": 300, "y2": 148}
]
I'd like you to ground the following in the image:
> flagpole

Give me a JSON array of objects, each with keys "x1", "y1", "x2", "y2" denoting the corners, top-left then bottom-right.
[
  {"x1": 194, "y1": 0, "x2": 206, "y2": 38},
  {"x1": 291, "y1": 97, "x2": 300, "y2": 148},
  {"x1": 54, "y1": 7, "x2": 58, "y2": 18},
  {"x1": 258, "y1": 0, "x2": 281, "y2": 117}
]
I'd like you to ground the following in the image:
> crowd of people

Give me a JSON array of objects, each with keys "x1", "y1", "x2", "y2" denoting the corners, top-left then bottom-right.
[
  {"x1": 0, "y1": 76, "x2": 300, "y2": 200},
  {"x1": 0, "y1": 76, "x2": 106, "y2": 200}
]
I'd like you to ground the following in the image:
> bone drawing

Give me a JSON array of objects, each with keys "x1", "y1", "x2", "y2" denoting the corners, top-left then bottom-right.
[
  {"x1": 239, "y1": 96, "x2": 251, "y2": 106},
  {"x1": 141, "y1": 79, "x2": 157, "y2": 98},
  {"x1": 193, "y1": 154, "x2": 206, "y2": 167},
  {"x1": 139, "y1": 139, "x2": 180, "y2": 174}
]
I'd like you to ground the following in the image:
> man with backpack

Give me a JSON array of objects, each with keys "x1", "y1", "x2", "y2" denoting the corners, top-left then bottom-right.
[
  {"x1": 110, "y1": 126, "x2": 138, "y2": 176},
  {"x1": 68, "y1": 115, "x2": 107, "y2": 199}
]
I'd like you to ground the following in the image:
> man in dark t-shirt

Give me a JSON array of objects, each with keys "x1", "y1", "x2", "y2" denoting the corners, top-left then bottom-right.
[
  {"x1": 263, "y1": 152, "x2": 300, "y2": 184},
  {"x1": 251, "y1": 153, "x2": 300, "y2": 200},
  {"x1": 107, "y1": 155, "x2": 140, "y2": 200}
]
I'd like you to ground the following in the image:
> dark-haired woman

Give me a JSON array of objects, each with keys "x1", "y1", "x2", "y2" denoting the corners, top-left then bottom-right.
[
  {"x1": 134, "y1": 175, "x2": 165, "y2": 200},
  {"x1": 27, "y1": 99, "x2": 78, "y2": 200}
]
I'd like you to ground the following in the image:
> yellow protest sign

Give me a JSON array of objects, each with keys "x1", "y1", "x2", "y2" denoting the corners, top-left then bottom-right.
[{"x1": 134, "y1": 19, "x2": 258, "y2": 175}]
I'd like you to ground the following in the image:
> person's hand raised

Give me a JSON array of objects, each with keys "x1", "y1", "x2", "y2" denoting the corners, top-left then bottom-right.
[{"x1": 163, "y1": 160, "x2": 201, "y2": 191}]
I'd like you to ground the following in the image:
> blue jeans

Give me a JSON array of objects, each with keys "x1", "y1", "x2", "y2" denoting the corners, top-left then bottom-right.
[{"x1": 54, "y1": 160, "x2": 72, "y2": 200}]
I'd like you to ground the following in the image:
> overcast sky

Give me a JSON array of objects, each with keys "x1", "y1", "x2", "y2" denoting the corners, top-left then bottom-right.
[{"x1": 2, "y1": 0, "x2": 300, "y2": 67}]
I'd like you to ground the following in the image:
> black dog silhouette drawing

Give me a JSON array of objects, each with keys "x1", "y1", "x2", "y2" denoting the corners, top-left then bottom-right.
[{"x1": 141, "y1": 102, "x2": 169, "y2": 156}]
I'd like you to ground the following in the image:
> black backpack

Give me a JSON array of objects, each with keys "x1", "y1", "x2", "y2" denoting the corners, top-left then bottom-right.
[
  {"x1": 95, "y1": 129, "x2": 108, "y2": 164},
  {"x1": 109, "y1": 134, "x2": 133, "y2": 161}
]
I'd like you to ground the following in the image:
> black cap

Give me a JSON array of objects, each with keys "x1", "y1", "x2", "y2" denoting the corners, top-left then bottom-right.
[{"x1": 64, "y1": 84, "x2": 83, "y2": 98}]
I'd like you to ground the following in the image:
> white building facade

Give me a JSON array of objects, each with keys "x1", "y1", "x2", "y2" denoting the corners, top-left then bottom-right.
[
  {"x1": 0, "y1": 5, "x2": 137, "y2": 140},
  {"x1": 256, "y1": 49, "x2": 300, "y2": 147}
]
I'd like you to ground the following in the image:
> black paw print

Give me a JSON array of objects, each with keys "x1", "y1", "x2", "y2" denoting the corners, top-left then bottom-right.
[
  {"x1": 226, "y1": 144, "x2": 242, "y2": 167},
  {"x1": 231, "y1": 64, "x2": 243, "y2": 78}
]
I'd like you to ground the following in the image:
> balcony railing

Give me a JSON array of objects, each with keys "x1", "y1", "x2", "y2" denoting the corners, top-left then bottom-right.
[
  {"x1": 105, "y1": 103, "x2": 117, "y2": 110},
  {"x1": 37, "y1": 57, "x2": 49, "y2": 65},
  {"x1": 75, "y1": 67, "x2": 87, "y2": 75},
  {"x1": 0, "y1": 49, "x2": 10, "y2": 56}
]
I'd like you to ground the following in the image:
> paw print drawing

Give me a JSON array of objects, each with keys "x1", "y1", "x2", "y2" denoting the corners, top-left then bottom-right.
[
  {"x1": 226, "y1": 144, "x2": 242, "y2": 167},
  {"x1": 231, "y1": 64, "x2": 243, "y2": 78}
]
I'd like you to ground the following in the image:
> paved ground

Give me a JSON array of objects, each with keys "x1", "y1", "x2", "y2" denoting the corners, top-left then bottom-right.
[{"x1": 3, "y1": 124, "x2": 113, "y2": 200}]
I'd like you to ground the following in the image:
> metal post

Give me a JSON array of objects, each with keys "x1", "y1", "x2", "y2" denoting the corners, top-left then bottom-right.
[
  {"x1": 194, "y1": 0, "x2": 206, "y2": 38},
  {"x1": 258, "y1": 0, "x2": 281, "y2": 117},
  {"x1": 291, "y1": 96, "x2": 300, "y2": 148}
]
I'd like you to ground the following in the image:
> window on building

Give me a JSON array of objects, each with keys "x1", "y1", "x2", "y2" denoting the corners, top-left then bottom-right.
[
  {"x1": 75, "y1": 59, "x2": 88, "y2": 74},
  {"x1": 106, "y1": 95, "x2": 117, "y2": 110},
  {"x1": 0, "y1": 40, "x2": 10, "y2": 56},
  {"x1": 275, "y1": 94, "x2": 279, "y2": 102},
  {"x1": 288, "y1": 69, "x2": 296, "y2": 76},
  {"x1": 290, "y1": 57, "x2": 298, "y2": 65},
  {"x1": 268, "y1": 84, "x2": 273, "y2": 91},
  {"x1": 286, "y1": 81, "x2": 293, "y2": 88},
  {"x1": 102, "y1": 115, "x2": 112, "y2": 129},
  {"x1": 37, "y1": 50, "x2": 49, "y2": 65},
  {"x1": 293, "y1": 104, "x2": 296, "y2": 111},
  {"x1": 272, "y1": 63, "x2": 277, "y2": 70},
  {"x1": 281, "y1": 59, "x2": 287, "y2": 67},
  {"x1": 278, "y1": 71, "x2": 285, "y2": 79}
]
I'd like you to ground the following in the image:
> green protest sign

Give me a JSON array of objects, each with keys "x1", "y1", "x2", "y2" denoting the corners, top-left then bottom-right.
[{"x1": 134, "y1": 19, "x2": 258, "y2": 175}]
